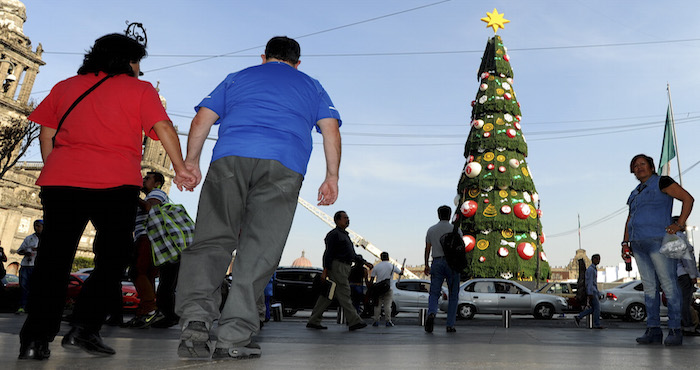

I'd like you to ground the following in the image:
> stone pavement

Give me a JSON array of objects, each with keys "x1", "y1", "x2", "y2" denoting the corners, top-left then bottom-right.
[{"x1": 0, "y1": 312, "x2": 698, "y2": 369}]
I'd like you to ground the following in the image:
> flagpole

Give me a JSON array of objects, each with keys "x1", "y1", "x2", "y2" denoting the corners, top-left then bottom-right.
[
  {"x1": 667, "y1": 83, "x2": 683, "y2": 186},
  {"x1": 577, "y1": 214, "x2": 581, "y2": 250}
]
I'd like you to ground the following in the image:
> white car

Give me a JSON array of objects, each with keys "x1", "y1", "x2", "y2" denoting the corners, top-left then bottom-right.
[
  {"x1": 390, "y1": 279, "x2": 445, "y2": 316},
  {"x1": 600, "y1": 280, "x2": 667, "y2": 322},
  {"x1": 440, "y1": 278, "x2": 567, "y2": 319}
]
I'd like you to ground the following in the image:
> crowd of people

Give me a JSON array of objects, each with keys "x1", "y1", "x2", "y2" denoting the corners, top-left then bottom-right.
[{"x1": 5, "y1": 23, "x2": 699, "y2": 364}]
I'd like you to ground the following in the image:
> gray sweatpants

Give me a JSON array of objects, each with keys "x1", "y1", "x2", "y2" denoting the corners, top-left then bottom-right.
[{"x1": 175, "y1": 156, "x2": 302, "y2": 348}]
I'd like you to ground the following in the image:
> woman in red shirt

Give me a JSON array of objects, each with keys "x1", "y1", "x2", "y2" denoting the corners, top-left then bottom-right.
[{"x1": 18, "y1": 32, "x2": 194, "y2": 360}]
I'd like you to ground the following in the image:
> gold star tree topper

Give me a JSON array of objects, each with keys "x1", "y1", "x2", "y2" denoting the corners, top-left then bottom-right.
[{"x1": 481, "y1": 8, "x2": 510, "y2": 34}]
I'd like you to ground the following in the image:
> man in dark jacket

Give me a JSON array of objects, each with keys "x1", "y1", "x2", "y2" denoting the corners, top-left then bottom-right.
[{"x1": 306, "y1": 211, "x2": 372, "y2": 331}]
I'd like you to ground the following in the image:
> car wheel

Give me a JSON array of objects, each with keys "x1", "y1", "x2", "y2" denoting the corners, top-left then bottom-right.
[
  {"x1": 391, "y1": 302, "x2": 398, "y2": 317},
  {"x1": 534, "y1": 303, "x2": 554, "y2": 320},
  {"x1": 458, "y1": 304, "x2": 475, "y2": 319},
  {"x1": 626, "y1": 303, "x2": 646, "y2": 322},
  {"x1": 282, "y1": 308, "x2": 298, "y2": 317}
]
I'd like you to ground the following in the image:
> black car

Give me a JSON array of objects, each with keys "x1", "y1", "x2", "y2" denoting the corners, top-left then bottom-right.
[{"x1": 273, "y1": 267, "x2": 338, "y2": 316}]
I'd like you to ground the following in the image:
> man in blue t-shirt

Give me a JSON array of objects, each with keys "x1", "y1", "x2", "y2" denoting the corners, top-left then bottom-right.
[{"x1": 176, "y1": 36, "x2": 341, "y2": 360}]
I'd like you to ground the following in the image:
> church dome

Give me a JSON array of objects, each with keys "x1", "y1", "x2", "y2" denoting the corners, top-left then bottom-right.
[{"x1": 291, "y1": 250, "x2": 312, "y2": 268}]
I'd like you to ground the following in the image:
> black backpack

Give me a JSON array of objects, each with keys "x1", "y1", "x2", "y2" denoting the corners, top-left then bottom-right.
[
  {"x1": 440, "y1": 220, "x2": 468, "y2": 272},
  {"x1": 575, "y1": 258, "x2": 587, "y2": 306}
]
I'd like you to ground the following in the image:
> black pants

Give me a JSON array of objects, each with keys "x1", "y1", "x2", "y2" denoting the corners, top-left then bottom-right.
[
  {"x1": 156, "y1": 260, "x2": 180, "y2": 321},
  {"x1": 20, "y1": 186, "x2": 138, "y2": 344}
]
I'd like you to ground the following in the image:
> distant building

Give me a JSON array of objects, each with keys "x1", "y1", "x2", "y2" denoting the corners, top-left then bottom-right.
[{"x1": 291, "y1": 251, "x2": 312, "y2": 268}]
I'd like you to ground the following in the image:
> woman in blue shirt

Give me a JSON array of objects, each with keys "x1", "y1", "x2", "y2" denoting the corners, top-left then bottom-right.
[{"x1": 623, "y1": 154, "x2": 694, "y2": 346}]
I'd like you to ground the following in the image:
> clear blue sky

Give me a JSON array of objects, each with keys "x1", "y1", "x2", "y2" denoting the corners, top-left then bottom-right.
[{"x1": 19, "y1": 0, "x2": 700, "y2": 270}]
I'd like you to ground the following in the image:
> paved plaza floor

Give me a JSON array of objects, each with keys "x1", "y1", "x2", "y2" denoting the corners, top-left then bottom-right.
[{"x1": 0, "y1": 311, "x2": 698, "y2": 369}]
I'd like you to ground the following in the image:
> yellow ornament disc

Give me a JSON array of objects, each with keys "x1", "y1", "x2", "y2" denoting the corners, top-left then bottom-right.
[
  {"x1": 522, "y1": 167, "x2": 529, "y2": 177},
  {"x1": 477, "y1": 240, "x2": 489, "y2": 250},
  {"x1": 501, "y1": 229, "x2": 514, "y2": 238},
  {"x1": 484, "y1": 152, "x2": 495, "y2": 161},
  {"x1": 496, "y1": 117, "x2": 504, "y2": 125},
  {"x1": 488, "y1": 75, "x2": 495, "y2": 81},
  {"x1": 499, "y1": 190, "x2": 508, "y2": 198},
  {"x1": 529, "y1": 204, "x2": 537, "y2": 219},
  {"x1": 510, "y1": 190, "x2": 517, "y2": 196},
  {"x1": 496, "y1": 155, "x2": 506, "y2": 162},
  {"x1": 468, "y1": 188, "x2": 480, "y2": 198},
  {"x1": 483, "y1": 123, "x2": 494, "y2": 132},
  {"x1": 496, "y1": 88, "x2": 505, "y2": 95}
]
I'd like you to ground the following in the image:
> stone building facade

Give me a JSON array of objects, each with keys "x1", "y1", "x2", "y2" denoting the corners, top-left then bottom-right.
[{"x1": 0, "y1": 0, "x2": 174, "y2": 266}]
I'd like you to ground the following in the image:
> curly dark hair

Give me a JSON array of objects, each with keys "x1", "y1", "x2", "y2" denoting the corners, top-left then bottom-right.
[{"x1": 78, "y1": 33, "x2": 147, "y2": 76}]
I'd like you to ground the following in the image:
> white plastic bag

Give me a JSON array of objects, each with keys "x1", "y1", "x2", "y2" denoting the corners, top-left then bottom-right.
[{"x1": 660, "y1": 232, "x2": 689, "y2": 259}]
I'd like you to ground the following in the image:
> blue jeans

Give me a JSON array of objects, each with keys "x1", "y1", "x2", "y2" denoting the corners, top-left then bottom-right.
[
  {"x1": 631, "y1": 238, "x2": 681, "y2": 329},
  {"x1": 577, "y1": 295, "x2": 601, "y2": 327},
  {"x1": 19, "y1": 266, "x2": 34, "y2": 309},
  {"x1": 428, "y1": 257, "x2": 460, "y2": 327}
]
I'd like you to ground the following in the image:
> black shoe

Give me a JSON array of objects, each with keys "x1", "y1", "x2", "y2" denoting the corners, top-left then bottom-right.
[
  {"x1": 425, "y1": 313, "x2": 435, "y2": 333},
  {"x1": 18, "y1": 341, "x2": 50, "y2": 360},
  {"x1": 574, "y1": 316, "x2": 581, "y2": 328},
  {"x1": 151, "y1": 317, "x2": 179, "y2": 328},
  {"x1": 306, "y1": 323, "x2": 328, "y2": 330},
  {"x1": 446, "y1": 327, "x2": 456, "y2": 333},
  {"x1": 105, "y1": 316, "x2": 123, "y2": 327},
  {"x1": 349, "y1": 322, "x2": 367, "y2": 331},
  {"x1": 61, "y1": 327, "x2": 116, "y2": 356}
]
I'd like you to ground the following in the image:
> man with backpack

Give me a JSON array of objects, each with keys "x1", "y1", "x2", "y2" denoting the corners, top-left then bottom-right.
[{"x1": 424, "y1": 205, "x2": 461, "y2": 333}]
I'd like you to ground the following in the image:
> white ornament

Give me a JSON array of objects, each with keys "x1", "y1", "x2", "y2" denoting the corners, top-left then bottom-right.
[
  {"x1": 453, "y1": 194, "x2": 461, "y2": 207},
  {"x1": 532, "y1": 192, "x2": 539, "y2": 203},
  {"x1": 523, "y1": 192, "x2": 531, "y2": 203},
  {"x1": 530, "y1": 231, "x2": 538, "y2": 240},
  {"x1": 465, "y1": 162, "x2": 482, "y2": 178},
  {"x1": 502, "y1": 82, "x2": 511, "y2": 91},
  {"x1": 478, "y1": 95, "x2": 488, "y2": 104},
  {"x1": 506, "y1": 78, "x2": 513, "y2": 84},
  {"x1": 479, "y1": 83, "x2": 488, "y2": 91},
  {"x1": 504, "y1": 113, "x2": 513, "y2": 122},
  {"x1": 508, "y1": 158, "x2": 520, "y2": 168},
  {"x1": 473, "y1": 119, "x2": 485, "y2": 129}
]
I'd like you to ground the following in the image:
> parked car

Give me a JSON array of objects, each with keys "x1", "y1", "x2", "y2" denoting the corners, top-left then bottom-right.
[
  {"x1": 600, "y1": 280, "x2": 667, "y2": 322},
  {"x1": 0, "y1": 274, "x2": 20, "y2": 312},
  {"x1": 536, "y1": 281, "x2": 582, "y2": 312},
  {"x1": 440, "y1": 278, "x2": 567, "y2": 320},
  {"x1": 65, "y1": 273, "x2": 140, "y2": 312},
  {"x1": 391, "y1": 279, "x2": 432, "y2": 316},
  {"x1": 272, "y1": 266, "x2": 338, "y2": 316}
]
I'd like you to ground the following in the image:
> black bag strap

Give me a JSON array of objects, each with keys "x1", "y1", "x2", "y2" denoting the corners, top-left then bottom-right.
[{"x1": 52, "y1": 74, "x2": 114, "y2": 147}]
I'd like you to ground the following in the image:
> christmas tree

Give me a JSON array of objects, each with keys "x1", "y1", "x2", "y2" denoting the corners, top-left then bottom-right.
[{"x1": 455, "y1": 9, "x2": 549, "y2": 280}]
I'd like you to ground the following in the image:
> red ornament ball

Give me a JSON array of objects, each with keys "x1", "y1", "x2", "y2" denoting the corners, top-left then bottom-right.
[
  {"x1": 514, "y1": 122, "x2": 521, "y2": 130},
  {"x1": 463, "y1": 235, "x2": 476, "y2": 252},
  {"x1": 471, "y1": 100, "x2": 476, "y2": 107},
  {"x1": 506, "y1": 129, "x2": 516, "y2": 138},
  {"x1": 483, "y1": 132, "x2": 491, "y2": 138},
  {"x1": 504, "y1": 93, "x2": 512, "y2": 100},
  {"x1": 498, "y1": 166, "x2": 506, "y2": 173},
  {"x1": 460, "y1": 200, "x2": 478, "y2": 217},
  {"x1": 540, "y1": 232, "x2": 546, "y2": 244},
  {"x1": 504, "y1": 54, "x2": 510, "y2": 62},
  {"x1": 513, "y1": 203, "x2": 531, "y2": 219},
  {"x1": 517, "y1": 242, "x2": 535, "y2": 260},
  {"x1": 487, "y1": 163, "x2": 495, "y2": 170},
  {"x1": 480, "y1": 72, "x2": 490, "y2": 80},
  {"x1": 479, "y1": 256, "x2": 486, "y2": 262},
  {"x1": 500, "y1": 205, "x2": 512, "y2": 214},
  {"x1": 498, "y1": 247, "x2": 509, "y2": 257}
]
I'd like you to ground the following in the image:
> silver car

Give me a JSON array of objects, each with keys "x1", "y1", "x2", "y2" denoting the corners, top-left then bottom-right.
[
  {"x1": 600, "y1": 280, "x2": 667, "y2": 322},
  {"x1": 440, "y1": 278, "x2": 567, "y2": 320},
  {"x1": 390, "y1": 279, "x2": 445, "y2": 316}
]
